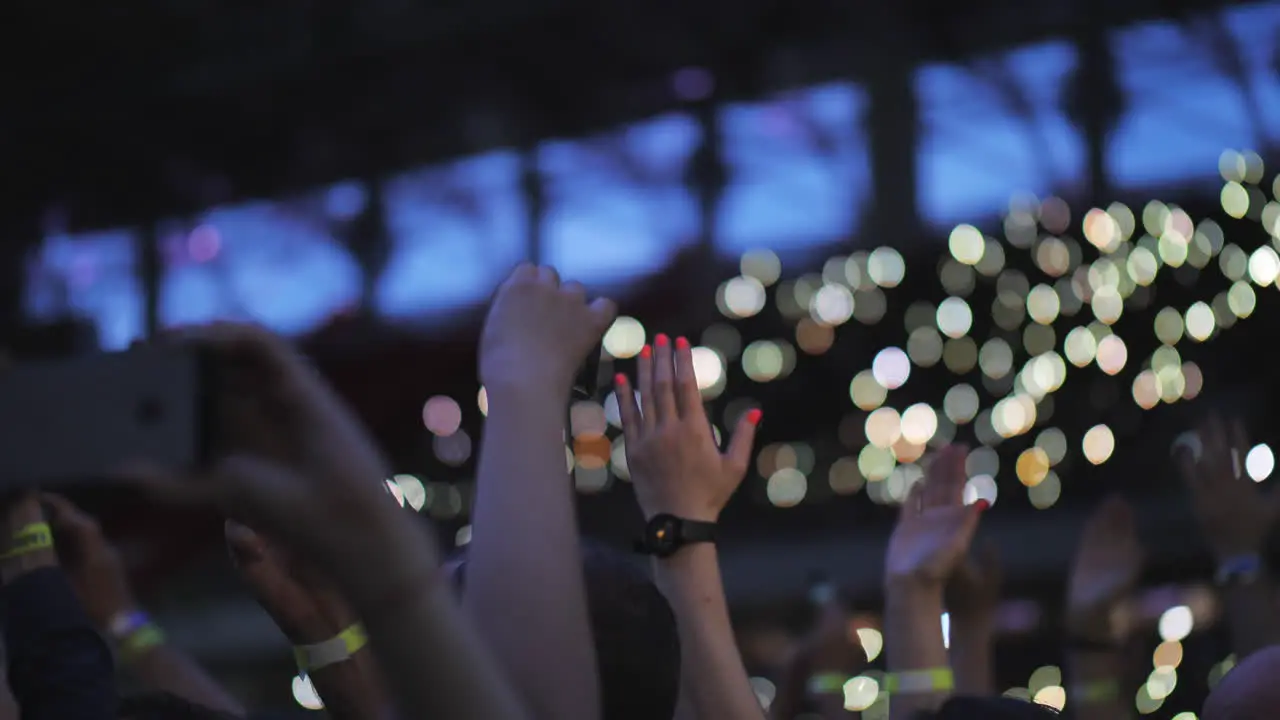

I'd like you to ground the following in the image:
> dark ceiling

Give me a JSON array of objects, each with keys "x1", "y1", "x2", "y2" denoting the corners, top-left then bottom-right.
[{"x1": 3, "y1": 0, "x2": 1234, "y2": 235}]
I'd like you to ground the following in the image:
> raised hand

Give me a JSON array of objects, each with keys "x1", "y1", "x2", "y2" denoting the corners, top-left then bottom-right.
[
  {"x1": 479, "y1": 264, "x2": 617, "y2": 393},
  {"x1": 945, "y1": 540, "x2": 1002, "y2": 620},
  {"x1": 615, "y1": 333, "x2": 766, "y2": 720},
  {"x1": 886, "y1": 445, "x2": 983, "y2": 587},
  {"x1": 1066, "y1": 495, "x2": 1142, "y2": 642},
  {"x1": 225, "y1": 519, "x2": 356, "y2": 645},
  {"x1": 616, "y1": 334, "x2": 760, "y2": 522},
  {"x1": 226, "y1": 520, "x2": 390, "y2": 720},
  {"x1": 1175, "y1": 415, "x2": 1280, "y2": 561},
  {"x1": 40, "y1": 494, "x2": 136, "y2": 629}
]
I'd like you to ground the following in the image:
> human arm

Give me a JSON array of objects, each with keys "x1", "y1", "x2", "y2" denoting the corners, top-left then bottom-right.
[
  {"x1": 882, "y1": 446, "x2": 982, "y2": 720},
  {"x1": 142, "y1": 323, "x2": 529, "y2": 720},
  {"x1": 466, "y1": 265, "x2": 615, "y2": 720},
  {"x1": 40, "y1": 493, "x2": 246, "y2": 717},
  {"x1": 224, "y1": 519, "x2": 390, "y2": 720},
  {"x1": 1064, "y1": 495, "x2": 1142, "y2": 720},
  {"x1": 616, "y1": 334, "x2": 765, "y2": 720},
  {"x1": 0, "y1": 494, "x2": 116, "y2": 720},
  {"x1": 1175, "y1": 416, "x2": 1280, "y2": 658},
  {"x1": 944, "y1": 541, "x2": 1001, "y2": 695}
]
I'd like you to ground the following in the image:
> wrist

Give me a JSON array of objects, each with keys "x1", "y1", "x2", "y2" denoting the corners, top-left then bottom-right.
[
  {"x1": 642, "y1": 506, "x2": 720, "y2": 524},
  {"x1": 652, "y1": 541, "x2": 717, "y2": 569},
  {"x1": 483, "y1": 374, "x2": 574, "y2": 406},
  {"x1": 286, "y1": 614, "x2": 361, "y2": 646},
  {"x1": 885, "y1": 578, "x2": 945, "y2": 625},
  {"x1": 886, "y1": 573, "x2": 945, "y2": 599},
  {"x1": 949, "y1": 610, "x2": 996, "y2": 633},
  {"x1": 0, "y1": 548, "x2": 58, "y2": 582},
  {"x1": 1065, "y1": 607, "x2": 1119, "y2": 643}
]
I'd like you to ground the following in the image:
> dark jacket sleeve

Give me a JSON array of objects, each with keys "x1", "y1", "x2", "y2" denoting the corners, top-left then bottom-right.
[{"x1": 4, "y1": 567, "x2": 117, "y2": 720}]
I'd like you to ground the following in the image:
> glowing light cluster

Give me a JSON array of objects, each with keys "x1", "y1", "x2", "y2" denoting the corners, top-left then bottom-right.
[{"x1": 401, "y1": 151, "x2": 1278, "y2": 514}]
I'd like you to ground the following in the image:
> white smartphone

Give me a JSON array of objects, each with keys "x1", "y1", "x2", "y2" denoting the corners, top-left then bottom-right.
[{"x1": 0, "y1": 343, "x2": 214, "y2": 488}]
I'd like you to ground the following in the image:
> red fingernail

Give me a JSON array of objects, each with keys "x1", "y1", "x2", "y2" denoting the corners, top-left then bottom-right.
[
  {"x1": 746, "y1": 409, "x2": 763, "y2": 425},
  {"x1": 614, "y1": 373, "x2": 628, "y2": 387},
  {"x1": 656, "y1": 334, "x2": 670, "y2": 347},
  {"x1": 676, "y1": 336, "x2": 690, "y2": 350},
  {"x1": 640, "y1": 345, "x2": 652, "y2": 359},
  {"x1": 975, "y1": 499, "x2": 990, "y2": 512}
]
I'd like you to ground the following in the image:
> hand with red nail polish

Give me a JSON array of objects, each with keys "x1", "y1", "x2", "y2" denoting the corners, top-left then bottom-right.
[
  {"x1": 617, "y1": 337, "x2": 767, "y2": 720},
  {"x1": 885, "y1": 444, "x2": 983, "y2": 588},
  {"x1": 614, "y1": 334, "x2": 760, "y2": 523}
]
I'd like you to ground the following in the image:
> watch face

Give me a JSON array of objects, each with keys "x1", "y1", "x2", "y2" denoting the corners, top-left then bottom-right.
[{"x1": 648, "y1": 515, "x2": 681, "y2": 556}]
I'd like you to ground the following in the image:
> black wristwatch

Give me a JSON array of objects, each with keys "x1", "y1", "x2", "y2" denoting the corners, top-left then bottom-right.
[{"x1": 634, "y1": 513, "x2": 718, "y2": 558}]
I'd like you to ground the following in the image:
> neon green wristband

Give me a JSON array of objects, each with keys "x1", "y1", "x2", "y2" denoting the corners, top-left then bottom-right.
[
  {"x1": 883, "y1": 667, "x2": 954, "y2": 694},
  {"x1": 807, "y1": 673, "x2": 848, "y2": 694},
  {"x1": 0, "y1": 523, "x2": 54, "y2": 561}
]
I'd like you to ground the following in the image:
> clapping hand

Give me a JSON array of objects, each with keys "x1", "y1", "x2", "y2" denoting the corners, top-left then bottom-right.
[
  {"x1": 1174, "y1": 415, "x2": 1280, "y2": 561},
  {"x1": 886, "y1": 445, "x2": 983, "y2": 587},
  {"x1": 616, "y1": 335, "x2": 760, "y2": 522},
  {"x1": 479, "y1": 264, "x2": 617, "y2": 394},
  {"x1": 1066, "y1": 495, "x2": 1142, "y2": 643}
]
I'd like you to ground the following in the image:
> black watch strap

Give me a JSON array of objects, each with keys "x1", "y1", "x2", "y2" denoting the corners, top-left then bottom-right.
[
  {"x1": 635, "y1": 514, "x2": 718, "y2": 558},
  {"x1": 679, "y1": 518, "x2": 717, "y2": 544}
]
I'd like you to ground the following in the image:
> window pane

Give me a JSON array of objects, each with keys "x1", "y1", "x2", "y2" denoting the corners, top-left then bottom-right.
[
  {"x1": 716, "y1": 82, "x2": 871, "y2": 255},
  {"x1": 159, "y1": 181, "x2": 365, "y2": 335},
  {"x1": 1109, "y1": 19, "x2": 1260, "y2": 189},
  {"x1": 24, "y1": 229, "x2": 143, "y2": 350},
  {"x1": 539, "y1": 113, "x2": 701, "y2": 286},
  {"x1": 916, "y1": 40, "x2": 1085, "y2": 226},
  {"x1": 1220, "y1": 1, "x2": 1280, "y2": 147},
  {"x1": 376, "y1": 150, "x2": 527, "y2": 321}
]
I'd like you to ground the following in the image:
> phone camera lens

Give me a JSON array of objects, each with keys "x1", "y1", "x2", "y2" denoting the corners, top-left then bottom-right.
[{"x1": 136, "y1": 398, "x2": 164, "y2": 425}]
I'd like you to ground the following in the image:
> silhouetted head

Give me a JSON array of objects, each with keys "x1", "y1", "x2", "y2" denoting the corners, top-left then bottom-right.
[
  {"x1": 448, "y1": 539, "x2": 681, "y2": 720},
  {"x1": 118, "y1": 692, "x2": 241, "y2": 720},
  {"x1": 911, "y1": 696, "x2": 1061, "y2": 719},
  {"x1": 1204, "y1": 645, "x2": 1280, "y2": 720}
]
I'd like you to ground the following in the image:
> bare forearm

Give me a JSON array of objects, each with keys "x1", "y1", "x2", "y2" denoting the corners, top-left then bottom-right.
[
  {"x1": 126, "y1": 645, "x2": 246, "y2": 717},
  {"x1": 359, "y1": 581, "x2": 528, "y2": 720},
  {"x1": 1067, "y1": 649, "x2": 1129, "y2": 720},
  {"x1": 1222, "y1": 573, "x2": 1280, "y2": 659},
  {"x1": 655, "y1": 545, "x2": 764, "y2": 720},
  {"x1": 304, "y1": 653, "x2": 393, "y2": 720},
  {"x1": 466, "y1": 383, "x2": 599, "y2": 720},
  {"x1": 332, "y1": 518, "x2": 528, "y2": 720},
  {"x1": 948, "y1": 617, "x2": 995, "y2": 695},
  {"x1": 884, "y1": 580, "x2": 948, "y2": 720}
]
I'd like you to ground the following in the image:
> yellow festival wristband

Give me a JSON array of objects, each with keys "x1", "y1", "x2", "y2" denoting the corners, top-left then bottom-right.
[
  {"x1": 294, "y1": 623, "x2": 368, "y2": 676},
  {"x1": 0, "y1": 523, "x2": 54, "y2": 561}
]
